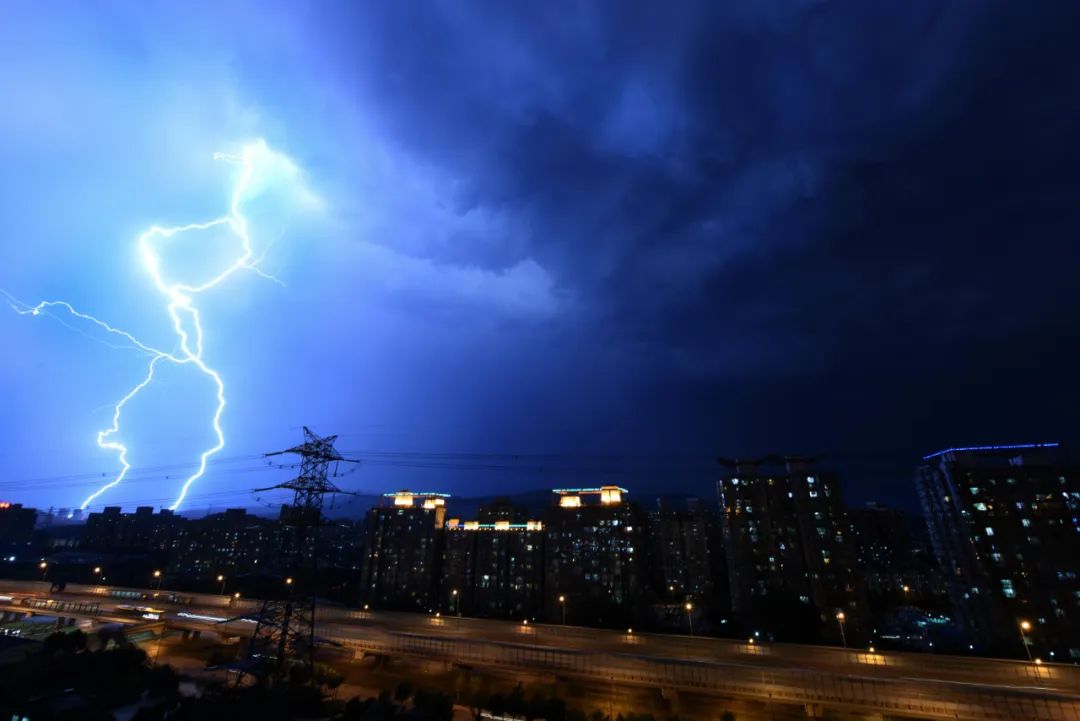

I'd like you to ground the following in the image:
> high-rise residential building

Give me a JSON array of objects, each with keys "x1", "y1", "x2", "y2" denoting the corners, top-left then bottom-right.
[
  {"x1": 645, "y1": 497, "x2": 725, "y2": 605},
  {"x1": 849, "y1": 503, "x2": 945, "y2": 601},
  {"x1": 441, "y1": 499, "x2": 544, "y2": 619},
  {"x1": 543, "y1": 486, "x2": 644, "y2": 627},
  {"x1": 717, "y1": 456, "x2": 865, "y2": 644},
  {"x1": 168, "y1": 508, "x2": 281, "y2": 575},
  {"x1": 0, "y1": 501, "x2": 37, "y2": 553},
  {"x1": 83, "y1": 506, "x2": 182, "y2": 552},
  {"x1": 916, "y1": 443, "x2": 1080, "y2": 660},
  {"x1": 360, "y1": 490, "x2": 448, "y2": 612}
]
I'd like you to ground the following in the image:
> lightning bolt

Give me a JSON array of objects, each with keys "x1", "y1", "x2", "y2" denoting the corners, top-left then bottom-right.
[{"x1": 6, "y1": 140, "x2": 286, "y2": 511}]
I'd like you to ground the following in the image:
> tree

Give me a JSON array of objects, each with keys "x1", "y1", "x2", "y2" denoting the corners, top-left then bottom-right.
[
  {"x1": 413, "y1": 689, "x2": 453, "y2": 721},
  {"x1": 394, "y1": 680, "x2": 414, "y2": 703},
  {"x1": 43, "y1": 629, "x2": 88, "y2": 655},
  {"x1": 145, "y1": 665, "x2": 179, "y2": 699}
]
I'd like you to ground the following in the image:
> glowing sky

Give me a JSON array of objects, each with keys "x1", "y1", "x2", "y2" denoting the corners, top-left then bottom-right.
[{"x1": 2, "y1": 2, "x2": 1079, "y2": 512}]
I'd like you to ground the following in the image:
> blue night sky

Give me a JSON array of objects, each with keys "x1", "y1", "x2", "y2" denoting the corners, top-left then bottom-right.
[{"x1": 2, "y1": 2, "x2": 1079, "y2": 513}]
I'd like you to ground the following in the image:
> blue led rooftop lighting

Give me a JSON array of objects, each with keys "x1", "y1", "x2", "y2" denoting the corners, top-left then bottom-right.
[
  {"x1": 382, "y1": 491, "x2": 452, "y2": 497},
  {"x1": 922, "y1": 442, "x2": 1059, "y2": 461}
]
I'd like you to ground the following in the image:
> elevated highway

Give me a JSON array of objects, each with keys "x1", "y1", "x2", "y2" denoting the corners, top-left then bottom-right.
[{"x1": 1, "y1": 580, "x2": 1077, "y2": 720}]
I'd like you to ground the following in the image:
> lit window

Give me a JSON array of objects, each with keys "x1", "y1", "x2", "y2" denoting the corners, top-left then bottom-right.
[{"x1": 985, "y1": 527, "x2": 995, "y2": 537}]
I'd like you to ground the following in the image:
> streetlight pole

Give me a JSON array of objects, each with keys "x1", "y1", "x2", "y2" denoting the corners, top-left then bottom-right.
[
  {"x1": 836, "y1": 611, "x2": 847, "y2": 648},
  {"x1": 153, "y1": 570, "x2": 162, "y2": 590},
  {"x1": 39, "y1": 561, "x2": 48, "y2": 581},
  {"x1": 1019, "y1": 620, "x2": 1034, "y2": 662},
  {"x1": 559, "y1": 594, "x2": 566, "y2": 625},
  {"x1": 217, "y1": 575, "x2": 227, "y2": 595},
  {"x1": 685, "y1": 602, "x2": 694, "y2": 636},
  {"x1": 452, "y1": 588, "x2": 459, "y2": 616}
]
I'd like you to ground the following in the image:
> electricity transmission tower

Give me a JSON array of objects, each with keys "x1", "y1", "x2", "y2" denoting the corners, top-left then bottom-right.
[{"x1": 238, "y1": 427, "x2": 358, "y2": 684}]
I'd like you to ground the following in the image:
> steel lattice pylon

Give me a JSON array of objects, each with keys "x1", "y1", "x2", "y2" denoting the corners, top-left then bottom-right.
[{"x1": 239, "y1": 427, "x2": 358, "y2": 684}]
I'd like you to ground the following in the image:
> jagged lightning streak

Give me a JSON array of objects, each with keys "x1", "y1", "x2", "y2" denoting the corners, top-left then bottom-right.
[{"x1": 6, "y1": 140, "x2": 289, "y2": 511}]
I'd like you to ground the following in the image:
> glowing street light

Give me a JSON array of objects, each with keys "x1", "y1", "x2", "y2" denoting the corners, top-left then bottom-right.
[
  {"x1": 93, "y1": 566, "x2": 102, "y2": 575},
  {"x1": 836, "y1": 611, "x2": 848, "y2": 648},
  {"x1": 216, "y1": 574, "x2": 227, "y2": 595},
  {"x1": 685, "y1": 602, "x2": 695, "y2": 636},
  {"x1": 153, "y1": 569, "x2": 162, "y2": 589},
  {"x1": 1019, "y1": 620, "x2": 1034, "y2": 662},
  {"x1": 39, "y1": 561, "x2": 48, "y2": 580},
  {"x1": 558, "y1": 594, "x2": 567, "y2": 625},
  {"x1": 451, "y1": 588, "x2": 460, "y2": 616},
  {"x1": 285, "y1": 577, "x2": 294, "y2": 586}
]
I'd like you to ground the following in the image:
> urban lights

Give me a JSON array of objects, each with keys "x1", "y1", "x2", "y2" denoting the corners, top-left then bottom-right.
[
  {"x1": 38, "y1": 561, "x2": 48, "y2": 580},
  {"x1": 836, "y1": 611, "x2": 848, "y2": 648},
  {"x1": 1019, "y1": 620, "x2": 1034, "y2": 662},
  {"x1": 685, "y1": 602, "x2": 694, "y2": 636},
  {"x1": 559, "y1": 594, "x2": 567, "y2": 625},
  {"x1": 153, "y1": 569, "x2": 162, "y2": 589},
  {"x1": 216, "y1": 574, "x2": 227, "y2": 595}
]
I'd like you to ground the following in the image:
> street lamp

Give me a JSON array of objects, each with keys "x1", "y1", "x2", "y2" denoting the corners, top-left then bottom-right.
[
  {"x1": 285, "y1": 577, "x2": 294, "y2": 587},
  {"x1": 93, "y1": 566, "x2": 102, "y2": 575},
  {"x1": 685, "y1": 602, "x2": 695, "y2": 636},
  {"x1": 153, "y1": 569, "x2": 162, "y2": 590},
  {"x1": 1019, "y1": 620, "x2": 1034, "y2": 662},
  {"x1": 451, "y1": 588, "x2": 459, "y2": 616},
  {"x1": 558, "y1": 594, "x2": 566, "y2": 625},
  {"x1": 39, "y1": 561, "x2": 48, "y2": 580},
  {"x1": 836, "y1": 611, "x2": 847, "y2": 648},
  {"x1": 217, "y1": 574, "x2": 227, "y2": 595}
]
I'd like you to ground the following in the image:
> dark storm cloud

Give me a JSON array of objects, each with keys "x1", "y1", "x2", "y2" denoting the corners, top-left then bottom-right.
[
  {"x1": 320, "y1": 1, "x2": 1080, "y2": 500},
  {"x1": 5, "y1": 1, "x2": 1079, "y2": 509}
]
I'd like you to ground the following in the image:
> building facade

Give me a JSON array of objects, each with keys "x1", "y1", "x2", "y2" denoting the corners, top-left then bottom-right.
[
  {"x1": 717, "y1": 456, "x2": 865, "y2": 644},
  {"x1": 167, "y1": 508, "x2": 283, "y2": 575},
  {"x1": 645, "y1": 498, "x2": 725, "y2": 603},
  {"x1": 849, "y1": 502, "x2": 944, "y2": 601},
  {"x1": 916, "y1": 443, "x2": 1080, "y2": 660},
  {"x1": 0, "y1": 501, "x2": 37, "y2": 554},
  {"x1": 441, "y1": 501, "x2": 544, "y2": 619},
  {"x1": 542, "y1": 486, "x2": 644, "y2": 627},
  {"x1": 360, "y1": 491, "x2": 448, "y2": 611},
  {"x1": 83, "y1": 506, "x2": 183, "y2": 553}
]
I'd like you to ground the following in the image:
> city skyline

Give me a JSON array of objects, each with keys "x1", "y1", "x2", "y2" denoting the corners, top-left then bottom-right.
[{"x1": 4, "y1": 2, "x2": 1080, "y2": 512}]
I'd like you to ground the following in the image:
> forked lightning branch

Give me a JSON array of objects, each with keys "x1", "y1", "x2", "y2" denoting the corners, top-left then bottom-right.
[{"x1": 4, "y1": 141, "x2": 291, "y2": 512}]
